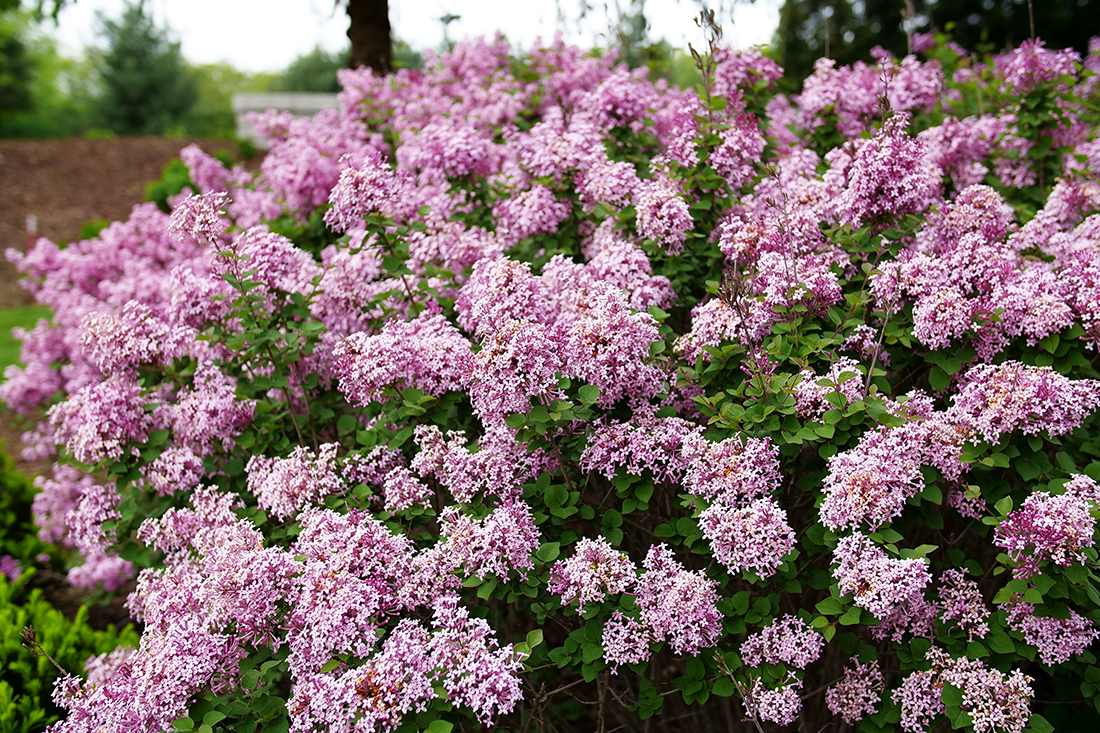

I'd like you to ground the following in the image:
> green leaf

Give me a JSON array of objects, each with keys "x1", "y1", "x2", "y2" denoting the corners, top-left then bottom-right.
[
  {"x1": 526, "y1": 629, "x2": 544, "y2": 648},
  {"x1": 995, "y1": 496, "x2": 1013, "y2": 516},
  {"x1": 202, "y1": 712, "x2": 227, "y2": 727},
  {"x1": 578, "y1": 385, "x2": 600, "y2": 404},
  {"x1": 320, "y1": 659, "x2": 342, "y2": 673},
  {"x1": 536, "y1": 542, "x2": 560, "y2": 563},
  {"x1": 816, "y1": 597, "x2": 843, "y2": 615},
  {"x1": 172, "y1": 720, "x2": 195, "y2": 732},
  {"x1": 1028, "y1": 714, "x2": 1054, "y2": 733},
  {"x1": 929, "y1": 366, "x2": 951, "y2": 392},
  {"x1": 942, "y1": 682, "x2": 964, "y2": 707},
  {"x1": 838, "y1": 606, "x2": 861, "y2": 625},
  {"x1": 425, "y1": 721, "x2": 454, "y2": 733},
  {"x1": 988, "y1": 631, "x2": 1015, "y2": 654}
]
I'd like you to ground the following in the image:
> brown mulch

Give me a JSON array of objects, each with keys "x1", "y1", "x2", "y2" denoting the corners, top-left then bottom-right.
[{"x1": 0, "y1": 136, "x2": 258, "y2": 309}]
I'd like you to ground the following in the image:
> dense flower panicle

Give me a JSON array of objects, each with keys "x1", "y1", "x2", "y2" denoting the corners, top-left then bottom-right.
[
  {"x1": 246, "y1": 443, "x2": 345, "y2": 520},
  {"x1": 700, "y1": 498, "x2": 795, "y2": 578},
  {"x1": 548, "y1": 537, "x2": 637, "y2": 611},
  {"x1": 1003, "y1": 600, "x2": 1099, "y2": 665},
  {"x1": 938, "y1": 569, "x2": 991, "y2": 640},
  {"x1": 492, "y1": 184, "x2": 572, "y2": 246},
  {"x1": 162, "y1": 360, "x2": 255, "y2": 455},
  {"x1": 602, "y1": 610, "x2": 652, "y2": 670},
  {"x1": 835, "y1": 113, "x2": 939, "y2": 227},
  {"x1": 332, "y1": 313, "x2": 473, "y2": 406},
  {"x1": 950, "y1": 362, "x2": 1100, "y2": 442},
  {"x1": 740, "y1": 614, "x2": 823, "y2": 669},
  {"x1": 324, "y1": 150, "x2": 407, "y2": 232},
  {"x1": 794, "y1": 357, "x2": 865, "y2": 419},
  {"x1": 826, "y1": 659, "x2": 884, "y2": 725},
  {"x1": 575, "y1": 155, "x2": 640, "y2": 213},
  {"x1": 439, "y1": 501, "x2": 540, "y2": 581},
  {"x1": 634, "y1": 544, "x2": 722, "y2": 655},
  {"x1": 743, "y1": 678, "x2": 803, "y2": 726},
  {"x1": 397, "y1": 119, "x2": 498, "y2": 178},
  {"x1": 0, "y1": 554, "x2": 22, "y2": 581},
  {"x1": 136, "y1": 485, "x2": 242, "y2": 555},
  {"x1": 579, "y1": 405, "x2": 698, "y2": 483},
  {"x1": 65, "y1": 482, "x2": 122, "y2": 557},
  {"x1": 834, "y1": 533, "x2": 932, "y2": 620},
  {"x1": 168, "y1": 192, "x2": 231, "y2": 244},
  {"x1": 681, "y1": 432, "x2": 781, "y2": 505},
  {"x1": 454, "y1": 256, "x2": 552, "y2": 335},
  {"x1": 48, "y1": 374, "x2": 153, "y2": 465},
  {"x1": 820, "y1": 424, "x2": 925, "y2": 530},
  {"x1": 143, "y1": 445, "x2": 206, "y2": 496},
  {"x1": 79, "y1": 301, "x2": 193, "y2": 375},
  {"x1": 558, "y1": 287, "x2": 663, "y2": 407},
  {"x1": 32, "y1": 464, "x2": 97, "y2": 546},
  {"x1": 710, "y1": 114, "x2": 766, "y2": 191},
  {"x1": 382, "y1": 466, "x2": 433, "y2": 513},
  {"x1": 293, "y1": 507, "x2": 415, "y2": 581},
  {"x1": 995, "y1": 490, "x2": 1095, "y2": 578},
  {"x1": 465, "y1": 317, "x2": 564, "y2": 420},
  {"x1": 633, "y1": 165, "x2": 694, "y2": 254},
  {"x1": 894, "y1": 648, "x2": 1034, "y2": 733},
  {"x1": 997, "y1": 38, "x2": 1081, "y2": 94}
]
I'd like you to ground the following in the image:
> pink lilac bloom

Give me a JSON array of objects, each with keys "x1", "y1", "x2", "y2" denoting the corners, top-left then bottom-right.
[
  {"x1": 142, "y1": 445, "x2": 205, "y2": 496},
  {"x1": 136, "y1": 485, "x2": 242, "y2": 555},
  {"x1": 427, "y1": 595, "x2": 526, "y2": 723},
  {"x1": 700, "y1": 498, "x2": 795, "y2": 578},
  {"x1": 332, "y1": 313, "x2": 473, "y2": 406},
  {"x1": 67, "y1": 550, "x2": 135, "y2": 592},
  {"x1": 937, "y1": 569, "x2": 991, "y2": 641},
  {"x1": 895, "y1": 647, "x2": 1034, "y2": 733},
  {"x1": 341, "y1": 445, "x2": 405, "y2": 488},
  {"x1": 680, "y1": 432, "x2": 781, "y2": 504},
  {"x1": 997, "y1": 38, "x2": 1080, "y2": 94},
  {"x1": 0, "y1": 555, "x2": 21, "y2": 582},
  {"x1": 439, "y1": 501, "x2": 540, "y2": 581},
  {"x1": 32, "y1": 464, "x2": 97, "y2": 546},
  {"x1": 381, "y1": 466, "x2": 433, "y2": 513},
  {"x1": 793, "y1": 357, "x2": 865, "y2": 419},
  {"x1": 397, "y1": 119, "x2": 498, "y2": 178},
  {"x1": 167, "y1": 192, "x2": 230, "y2": 244},
  {"x1": 743, "y1": 677, "x2": 802, "y2": 726},
  {"x1": 602, "y1": 610, "x2": 652, "y2": 671},
  {"x1": 575, "y1": 155, "x2": 640, "y2": 213},
  {"x1": 79, "y1": 301, "x2": 194, "y2": 375},
  {"x1": 995, "y1": 490, "x2": 1095, "y2": 578},
  {"x1": 739, "y1": 614, "x2": 823, "y2": 669},
  {"x1": 634, "y1": 544, "x2": 722, "y2": 655},
  {"x1": 820, "y1": 423, "x2": 925, "y2": 531},
  {"x1": 835, "y1": 113, "x2": 939, "y2": 228},
  {"x1": 324, "y1": 150, "x2": 409, "y2": 232},
  {"x1": 843, "y1": 323, "x2": 890, "y2": 366},
  {"x1": 454, "y1": 256, "x2": 552, "y2": 336},
  {"x1": 548, "y1": 537, "x2": 637, "y2": 611},
  {"x1": 492, "y1": 184, "x2": 572, "y2": 247},
  {"x1": 950, "y1": 361, "x2": 1100, "y2": 443},
  {"x1": 162, "y1": 360, "x2": 255, "y2": 456},
  {"x1": 872, "y1": 593, "x2": 938, "y2": 644},
  {"x1": 246, "y1": 443, "x2": 345, "y2": 521},
  {"x1": 633, "y1": 161, "x2": 694, "y2": 255},
  {"x1": 47, "y1": 373, "x2": 152, "y2": 465},
  {"x1": 826, "y1": 659, "x2": 883, "y2": 725},
  {"x1": 833, "y1": 533, "x2": 932, "y2": 620},
  {"x1": 65, "y1": 481, "x2": 122, "y2": 557},
  {"x1": 1003, "y1": 600, "x2": 1099, "y2": 665},
  {"x1": 710, "y1": 113, "x2": 766, "y2": 191},
  {"x1": 579, "y1": 404, "x2": 698, "y2": 483},
  {"x1": 465, "y1": 317, "x2": 564, "y2": 420},
  {"x1": 558, "y1": 286, "x2": 663, "y2": 407}
]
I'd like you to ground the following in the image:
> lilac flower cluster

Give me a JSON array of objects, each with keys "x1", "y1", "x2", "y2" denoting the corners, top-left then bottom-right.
[
  {"x1": 826, "y1": 659, "x2": 883, "y2": 725},
  {"x1": 739, "y1": 614, "x2": 823, "y2": 669},
  {"x1": 548, "y1": 537, "x2": 637, "y2": 611},
  {"x1": 833, "y1": 533, "x2": 932, "y2": 620},
  {"x1": 994, "y1": 490, "x2": 1096, "y2": 578}
]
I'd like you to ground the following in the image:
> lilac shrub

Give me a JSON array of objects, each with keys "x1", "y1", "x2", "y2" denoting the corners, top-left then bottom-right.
[{"x1": 6, "y1": 24, "x2": 1100, "y2": 733}]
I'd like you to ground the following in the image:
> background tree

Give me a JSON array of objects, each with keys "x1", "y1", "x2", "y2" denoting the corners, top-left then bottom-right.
[
  {"x1": 90, "y1": 0, "x2": 196, "y2": 135},
  {"x1": 775, "y1": 0, "x2": 1100, "y2": 83}
]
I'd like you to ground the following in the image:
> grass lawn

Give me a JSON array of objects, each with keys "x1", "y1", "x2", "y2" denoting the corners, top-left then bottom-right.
[{"x1": 0, "y1": 305, "x2": 52, "y2": 373}]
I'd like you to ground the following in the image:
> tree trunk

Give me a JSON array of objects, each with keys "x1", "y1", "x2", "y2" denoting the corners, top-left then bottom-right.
[{"x1": 345, "y1": 0, "x2": 391, "y2": 74}]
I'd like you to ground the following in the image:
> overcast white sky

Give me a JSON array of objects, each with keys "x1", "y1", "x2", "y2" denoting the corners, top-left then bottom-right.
[{"x1": 47, "y1": 0, "x2": 781, "y2": 73}]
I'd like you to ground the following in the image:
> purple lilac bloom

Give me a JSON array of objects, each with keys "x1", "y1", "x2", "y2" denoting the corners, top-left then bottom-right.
[
  {"x1": 833, "y1": 533, "x2": 932, "y2": 620},
  {"x1": 634, "y1": 544, "x2": 722, "y2": 655},
  {"x1": 700, "y1": 498, "x2": 795, "y2": 578},
  {"x1": 826, "y1": 659, "x2": 883, "y2": 725},
  {"x1": 548, "y1": 537, "x2": 637, "y2": 611},
  {"x1": 739, "y1": 614, "x2": 823, "y2": 669}
]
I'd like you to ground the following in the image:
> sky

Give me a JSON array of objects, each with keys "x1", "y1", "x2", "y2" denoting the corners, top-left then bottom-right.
[{"x1": 47, "y1": 0, "x2": 781, "y2": 73}]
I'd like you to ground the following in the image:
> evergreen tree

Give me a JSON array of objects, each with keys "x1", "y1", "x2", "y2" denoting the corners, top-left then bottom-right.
[{"x1": 91, "y1": 0, "x2": 196, "y2": 135}]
